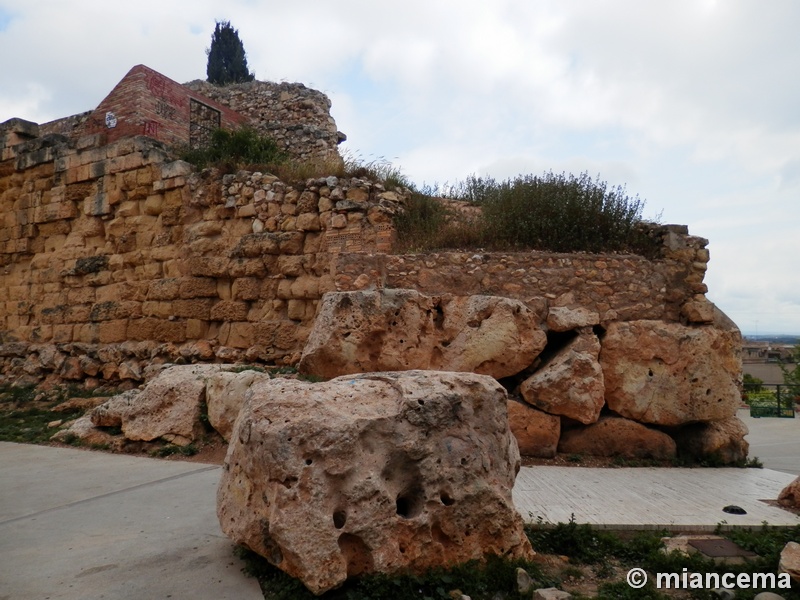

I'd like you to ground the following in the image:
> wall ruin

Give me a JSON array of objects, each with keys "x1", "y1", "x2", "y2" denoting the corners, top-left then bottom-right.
[
  {"x1": 1, "y1": 113, "x2": 724, "y2": 389},
  {"x1": 184, "y1": 79, "x2": 346, "y2": 164}
]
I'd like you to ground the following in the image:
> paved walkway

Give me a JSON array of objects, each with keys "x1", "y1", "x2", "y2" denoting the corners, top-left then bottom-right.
[
  {"x1": 0, "y1": 442, "x2": 262, "y2": 600},
  {"x1": 514, "y1": 466, "x2": 799, "y2": 531},
  {"x1": 739, "y1": 407, "x2": 800, "y2": 476},
  {"x1": 1, "y1": 409, "x2": 797, "y2": 598}
]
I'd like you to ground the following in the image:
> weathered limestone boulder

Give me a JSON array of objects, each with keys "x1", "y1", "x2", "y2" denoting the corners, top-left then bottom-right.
[
  {"x1": 508, "y1": 400, "x2": 560, "y2": 458},
  {"x1": 600, "y1": 320, "x2": 741, "y2": 426},
  {"x1": 217, "y1": 370, "x2": 533, "y2": 595},
  {"x1": 206, "y1": 369, "x2": 271, "y2": 441},
  {"x1": 670, "y1": 417, "x2": 749, "y2": 464},
  {"x1": 51, "y1": 415, "x2": 122, "y2": 449},
  {"x1": 519, "y1": 330, "x2": 604, "y2": 424},
  {"x1": 92, "y1": 364, "x2": 227, "y2": 446},
  {"x1": 778, "y1": 476, "x2": 800, "y2": 509},
  {"x1": 780, "y1": 541, "x2": 800, "y2": 584},
  {"x1": 546, "y1": 306, "x2": 599, "y2": 332},
  {"x1": 557, "y1": 416, "x2": 677, "y2": 460},
  {"x1": 298, "y1": 290, "x2": 547, "y2": 380},
  {"x1": 90, "y1": 389, "x2": 140, "y2": 427}
]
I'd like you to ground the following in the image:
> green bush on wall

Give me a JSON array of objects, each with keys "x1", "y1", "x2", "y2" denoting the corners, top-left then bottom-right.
[
  {"x1": 180, "y1": 126, "x2": 285, "y2": 170},
  {"x1": 455, "y1": 171, "x2": 649, "y2": 254}
]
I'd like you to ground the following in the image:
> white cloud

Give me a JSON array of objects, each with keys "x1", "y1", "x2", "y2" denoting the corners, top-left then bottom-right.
[{"x1": 1, "y1": 0, "x2": 798, "y2": 334}]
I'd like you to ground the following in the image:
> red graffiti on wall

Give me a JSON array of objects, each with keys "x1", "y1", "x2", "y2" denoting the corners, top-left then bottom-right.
[
  {"x1": 143, "y1": 120, "x2": 160, "y2": 137},
  {"x1": 145, "y1": 71, "x2": 184, "y2": 108}
]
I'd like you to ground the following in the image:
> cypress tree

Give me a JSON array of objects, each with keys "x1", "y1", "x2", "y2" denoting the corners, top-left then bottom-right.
[{"x1": 206, "y1": 20, "x2": 255, "y2": 85}]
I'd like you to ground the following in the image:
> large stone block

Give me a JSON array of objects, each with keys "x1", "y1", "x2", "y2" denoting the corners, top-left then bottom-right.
[
  {"x1": 780, "y1": 541, "x2": 800, "y2": 585},
  {"x1": 507, "y1": 400, "x2": 560, "y2": 458},
  {"x1": 206, "y1": 369, "x2": 270, "y2": 441},
  {"x1": 520, "y1": 330, "x2": 605, "y2": 424},
  {"x1": 91, "y1": 364, "x2": 228, "y2": 445},
  {"x1": 558, "y1": 416, "x2": 677, "y2": 460},
  {"x1": 217, "y1": 371, "x2": 533, "y2": 595},
  {"x1": 670, "y1": 416, "x2": 749, "y2": 464},
  {"x1": 600, "y1": 320, "x2": 741, "y2": 426},
  {"x1": 778, "y1": 477, "x2": 800, "y2": 510},
  {"x1": 299, "y1": 290, "x2": 546, "y2": 380}
]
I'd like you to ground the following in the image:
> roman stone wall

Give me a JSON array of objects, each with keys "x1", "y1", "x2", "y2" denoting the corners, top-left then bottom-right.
[
  {"x1": 332, "y1": 228, "x2": 710, "y2": 325},
  {"x1": 0, "y1": 122, "x2": 718, "y2": 386},
  {"x1": 0, "y1": 126, "x2": 399, "y2": 385},
  {"x1": 184, "y1": 80, "x2": 345, "y2": 164}
]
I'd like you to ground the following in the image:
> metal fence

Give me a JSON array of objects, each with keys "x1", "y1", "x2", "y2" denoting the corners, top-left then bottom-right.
[{"x1": 743, "y1": 383, "x2": 798, "y2": 418}]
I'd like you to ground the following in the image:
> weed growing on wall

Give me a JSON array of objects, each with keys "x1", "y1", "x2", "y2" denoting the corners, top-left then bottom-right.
[
  {"x1": 179, "y1": 126, "x2": 285, "y2": 170},
  {"x1": 455, "y1": 171, "x2": 649, "y2": 253},
  {"x1": 395, "y1": 171, "x2": 659, "y2": 255}
]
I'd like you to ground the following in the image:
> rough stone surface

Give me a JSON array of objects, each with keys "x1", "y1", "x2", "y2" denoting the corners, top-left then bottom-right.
[
  {"x1": 206, "y1": 369, "x2": 272, "y2": 441},
  {"x1": 779, "y1": 541, "x2": 800, "y2": 584},
  {"x1": 546, "y1": 307, "x2": 599, "y2": 332},
  {"x1": 600, "y1": 320, "x2": 742, "y2": 426},
  {"x1": 217, "y1": 370, "x2": 533, "y2": 595},
  {"x1": 507, "y1": 401, "x2": 560, "y2": 458},
  {"x1": 298, "y1": 290, "x2": 547, "y2": 380},
  {"x1": 778, "y1": 476, "x2": 800, "y2": 510},
  {"x1": 533, "y1": 589, "x2": 573, "y2": 600},
  {"x1": 50, "y1": 414, "x2": 121, "y2": 449},
  {"x1": 670, "y1": 417, "x2": 750, "y2": 465},
  {"x1": 520, "y1": 330, "x2": 605, "y2": 424},
  {"x1": 90, "y1": 389, "x2": 140, "y2": 427},
  {"x1": 93, "y1": 364, "x2": 226, "y2": 445},
  {"x1": 557, "y1": 416, "x2": 677, "y2": 460}
]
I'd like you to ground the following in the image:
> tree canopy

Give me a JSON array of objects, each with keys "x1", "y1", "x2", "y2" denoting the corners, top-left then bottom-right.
[{"x1": 206, "y1": 20, "x2": 255, "y2": 86}]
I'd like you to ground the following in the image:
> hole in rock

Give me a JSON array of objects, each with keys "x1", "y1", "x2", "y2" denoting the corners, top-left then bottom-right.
[
  {"x1": 539, "y1": 330, "x2": 578, "y2": 362},
  {"x1": 417, "y1": 399, "x2": 425, "y2": 406},
  {"x1": 460, "y1": 457, "x2": 467, "y2": 465},
  {"x1": 432, "y1": 524, "x2": 451, "y2": 545},
  {"x1": 432, "y1": 301, "x2": 445, "y2": 329},
  {"x1": 440, "y1": 492, "x2": 455, "y2": 506},
  {"x1": 395, "y1": 486, "x2": 424, "y2": 519},
  {"x1": 305, "y1": 458, "x2": 313, "y2": 466},
  {"x1": 278, "y1": 476, "x2": 298, "y2": 490},
  {"x1": 337, "y1": 533, "x2": 374, "y2": 578},
  {"x1": 333, "y1": 510, "x2": 347, "y2": 529},
  {"x1": 648, "y1": 369, "x2": 654, "y2": 377}
]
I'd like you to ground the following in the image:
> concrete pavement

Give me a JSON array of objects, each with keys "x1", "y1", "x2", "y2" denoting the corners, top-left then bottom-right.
[
  {"x1": 0, "y1": 409, "x2": 797, "y2": 599},
  {"x1": 0, "y1": 442, "x2": 262, "y2": 600},
  {"x1": 739, "y1": 407, "x2": 800, "y2": 476}
]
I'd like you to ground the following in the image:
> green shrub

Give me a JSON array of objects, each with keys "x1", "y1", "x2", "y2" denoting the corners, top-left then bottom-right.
[
  {"x1": 394, "y1": 192, "x2": 482, "y2": 252},
  {"x1": 180, "y1": 126, "x2": 285, "y2": 170},
  {"x1": 453, "y1": 171, "x2": 651, "y2": 254}
]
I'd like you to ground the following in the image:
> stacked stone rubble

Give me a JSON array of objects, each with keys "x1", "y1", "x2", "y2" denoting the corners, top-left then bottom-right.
[{"x1": 184, "y1": 79, "x2": 345, "y2": 164}]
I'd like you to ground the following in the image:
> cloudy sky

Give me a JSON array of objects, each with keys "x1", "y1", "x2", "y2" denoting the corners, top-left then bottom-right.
[{"x1": 1, "y1": 1, "x2": 798, "y2": 336}]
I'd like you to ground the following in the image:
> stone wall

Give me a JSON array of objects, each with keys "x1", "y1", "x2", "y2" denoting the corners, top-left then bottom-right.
[
  {"x1": 333, "y1": 229, "x2": 711, "y2": 325},
  {"x1": 0, "y1": 121, "x2": 720, "y2": 387},
  {"x1": 184, "y1": 80, "x2": 345, "y2": 164},
  {"x1": 0, "y1": 127, "x2": 399, "y2": 385}
]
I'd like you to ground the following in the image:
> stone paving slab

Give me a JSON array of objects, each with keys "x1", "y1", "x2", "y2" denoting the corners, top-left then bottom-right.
[
  {"x1": 0, "y1": 442, "x2": 262, "y2": 600},
  {"x1": 514, "y1": 466, "x2": 800, "y2": 531}
]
